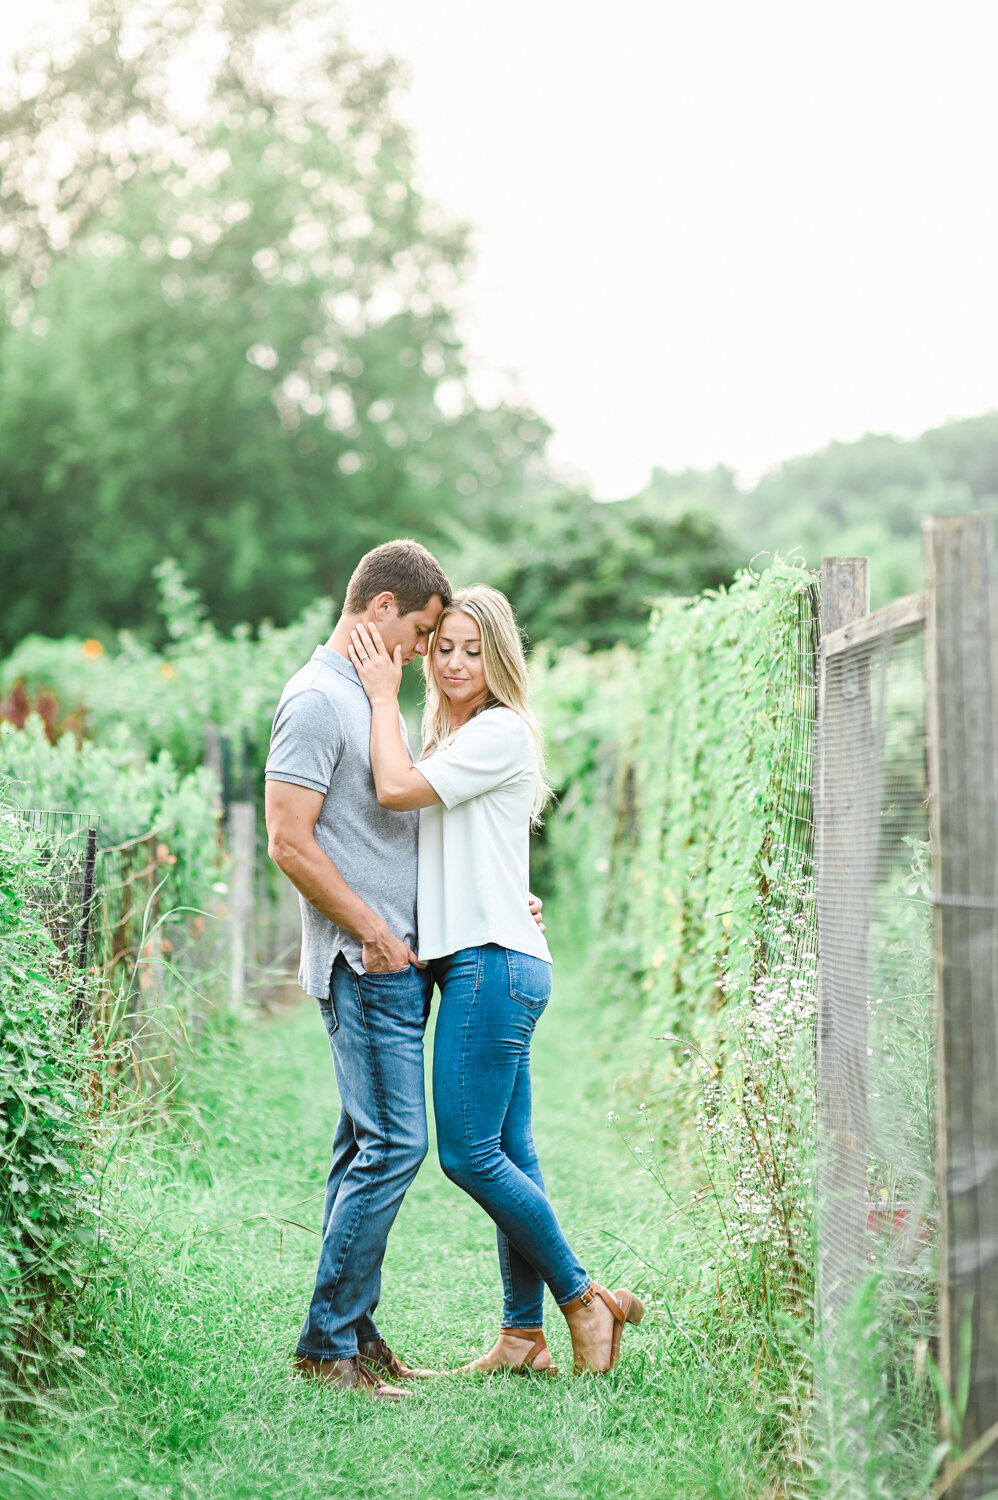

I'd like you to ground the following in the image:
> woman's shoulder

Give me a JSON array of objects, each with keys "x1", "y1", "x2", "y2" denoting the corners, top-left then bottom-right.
[{"x1": 468, "y1": 705, "x2": 531, "y2": 740}]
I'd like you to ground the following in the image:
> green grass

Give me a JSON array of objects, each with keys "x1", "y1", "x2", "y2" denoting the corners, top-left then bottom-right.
[{"x1": 0, "y1": 928, "x2": 799, "y2": 1500}]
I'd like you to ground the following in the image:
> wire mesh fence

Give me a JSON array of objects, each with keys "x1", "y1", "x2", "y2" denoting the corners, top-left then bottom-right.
[
  {"x1": 814, "y1": 521, "x2": 998, "y2": 1499},
  {"x1": 13, "y1": 799, "x2": 300, "y2": 1061},
  {"x1": 13, "y1": 811, "x2": 100, "y2": 1035},
  {"x1": 13, "y1": 809, "x2": 99, "y2": 969},
  {"x1": 814, "y1": 610, "x2": 936, "y2": 1490}
]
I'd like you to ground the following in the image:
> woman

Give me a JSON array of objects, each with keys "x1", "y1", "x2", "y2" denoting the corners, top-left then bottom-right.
[{"x1": 348, "y1": 584, "x2": 643, "y2": 1376}]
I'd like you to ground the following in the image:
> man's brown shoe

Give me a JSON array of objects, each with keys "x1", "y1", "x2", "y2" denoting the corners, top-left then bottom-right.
[
  {"x1": 358, "y1": 1337, "x2": 437, "y2": 1381},
  {"x1": 290, "y1": 1352, "x2": 409, "y2": 1400}
]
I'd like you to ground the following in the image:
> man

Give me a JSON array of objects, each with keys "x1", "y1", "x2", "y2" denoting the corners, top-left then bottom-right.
[{"x1": 265, "y1": 539, "x2": 449, "y2": 1401}]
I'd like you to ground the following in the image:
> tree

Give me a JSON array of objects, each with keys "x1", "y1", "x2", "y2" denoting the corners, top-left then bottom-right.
[
  {"x1": 0, "y1": 0, "x2": 547, "y2": 645},
  {"x1": 724, "y1": 414, "x2": 998, "y2": 605},
  {"x1": 455, "y1": 487, "x2": 741, "y2": 650}
]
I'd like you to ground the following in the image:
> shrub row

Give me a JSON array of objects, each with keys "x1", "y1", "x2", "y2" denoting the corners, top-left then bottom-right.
[
  {"x1": 0, "y1": 810, "x2": 100, "y2": 1390},
  {"x1": 1, "y1": 559, "x2": 333, "y2": 789},
  {"x1": 535, "y1": 560, "x2": 819, "y2": 1319},
  {"x1": 0, "y1": 719, "x2": 226, "y2": 1385}
]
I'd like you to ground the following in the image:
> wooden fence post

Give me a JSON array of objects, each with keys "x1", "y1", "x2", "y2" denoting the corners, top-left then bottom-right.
[
  {"x1": 229, "y1": 801, "x2": 255, "y2": 1006},
  {"x1": 204, "y1": 721, "x2": 224, "y2": 818},
  {"x1": 924, "y1": 517, "x2": 998, "y2": 1497}
]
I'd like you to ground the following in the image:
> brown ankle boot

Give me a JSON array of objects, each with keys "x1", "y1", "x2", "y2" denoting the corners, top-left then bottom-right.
[
  {"x1": 358, "y1": 1337, "x2": 437, "y2": 1380},
  {"x1": 290, "y1": 1352, "x2": 410, "y2": 1400}
]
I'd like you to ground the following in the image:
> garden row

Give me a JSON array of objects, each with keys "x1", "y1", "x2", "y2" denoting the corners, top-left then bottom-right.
[{"x1": 1, "y1": 558, "x2": 820, "y2": 1405}]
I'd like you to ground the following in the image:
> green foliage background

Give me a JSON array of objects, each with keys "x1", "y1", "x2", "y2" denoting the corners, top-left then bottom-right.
[
  {"x1": 537, "y1": 560, "x2": 816, "y2": 1024},
  {"x1": 534, "y1": 561, "x2": 818, "y2": 1316},
  {"x1": 2, "y1": 0, "x2": 996, "y2": 661},
  {"x1": 0, "y1": 814, "x2": 100, "y2": 1390}
]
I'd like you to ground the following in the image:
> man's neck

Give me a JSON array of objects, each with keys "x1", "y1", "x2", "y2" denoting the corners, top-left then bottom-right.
[{"x1": 327, "y1": 615, "x2": 364, "y2": 660}]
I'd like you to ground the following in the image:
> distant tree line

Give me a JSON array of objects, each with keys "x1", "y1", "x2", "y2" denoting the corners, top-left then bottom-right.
[{"x1": 1, "y1": 0, "x2": 995, "y2": 652}]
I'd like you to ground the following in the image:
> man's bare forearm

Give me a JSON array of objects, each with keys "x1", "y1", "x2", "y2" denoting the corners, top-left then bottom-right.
[{"x1": 271, "y1": 833, "x2": 384, "y2": 943}]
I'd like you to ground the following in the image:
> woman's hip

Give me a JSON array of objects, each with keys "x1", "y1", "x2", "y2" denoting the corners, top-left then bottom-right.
[
  {"x1": 431, "y1": 946, "x2": 551, "y2": 1114},
  {"x1": 430, "y1": 943, "x2": 552, "y2": 1018}
]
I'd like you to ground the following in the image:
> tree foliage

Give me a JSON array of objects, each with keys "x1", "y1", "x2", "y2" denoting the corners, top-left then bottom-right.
[
  {"x1": 459, "y1": 488, "x2": 741, "y2": 650},
  {"x1": 717, "y1": 413, "x2": 998, "y2": 605},
  {"x1": 0, "y1": 0, "x2": 548, "y2": 646}
]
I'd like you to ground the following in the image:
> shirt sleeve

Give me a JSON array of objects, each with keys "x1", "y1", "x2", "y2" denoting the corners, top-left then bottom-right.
[
  {"x1": 265, "y1": 689, "x2": 344, "y2": 794},
  {"x1": 418, "y1": 710, "x2": 533, "y2": 809}
]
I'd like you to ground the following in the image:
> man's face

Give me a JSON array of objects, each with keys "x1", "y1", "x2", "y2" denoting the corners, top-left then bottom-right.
[{"x1": 373, "y1": 593, "x2": 445, "y2": 665}]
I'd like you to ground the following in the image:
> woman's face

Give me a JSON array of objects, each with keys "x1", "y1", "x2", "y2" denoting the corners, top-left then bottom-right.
[{"x1": 432, "y1": 609, "x2": 489, "y2": 716}]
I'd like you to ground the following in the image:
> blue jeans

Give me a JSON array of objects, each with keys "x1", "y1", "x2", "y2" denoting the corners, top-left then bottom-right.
[
  {"x1": 430, "y1": 945, "x2": 590, "y2": 1327},
  {"x1": 295, "y1": 955, "x2": 432, "y2": 1361}
]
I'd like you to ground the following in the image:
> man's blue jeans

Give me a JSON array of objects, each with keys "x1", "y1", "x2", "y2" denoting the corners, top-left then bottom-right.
[
  {"x1": 295, "y1": 955, "x2": 431, "y2": 1362},
  {"x1": 430, "y1": 945, "x2": 590, "y2": 1328}
]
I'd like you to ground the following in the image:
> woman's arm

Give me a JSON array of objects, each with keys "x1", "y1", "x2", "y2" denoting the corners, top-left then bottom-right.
[{"x1": 348, "y1": 622, "x2": 441, "y2": 811}]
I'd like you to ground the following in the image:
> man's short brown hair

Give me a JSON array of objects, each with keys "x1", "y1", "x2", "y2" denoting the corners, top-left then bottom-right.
[{"x1": 344, "y1": 539, "x2": 452, "y2": 616}]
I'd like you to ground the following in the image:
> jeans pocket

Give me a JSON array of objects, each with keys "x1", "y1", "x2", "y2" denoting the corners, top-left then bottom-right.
[
  {"x1": 318, "y1": 993, "x2": 339, "y2": 1037},
  {"x1": 360, "y1": 963, "x2": 412, "y2": 979},
  {"x1": 505, "y1": 950, "x2": 552, "y2": 1013}
]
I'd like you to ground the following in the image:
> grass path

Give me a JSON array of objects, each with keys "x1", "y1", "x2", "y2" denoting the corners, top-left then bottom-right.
[{"x1": 3, "y1": 936, "x2": 788, "y2": 1500}]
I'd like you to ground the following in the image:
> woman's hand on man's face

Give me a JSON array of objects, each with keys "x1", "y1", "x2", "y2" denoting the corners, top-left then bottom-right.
[{"x1": 349, "y1": 621, "x2": 404, "y2": 704}]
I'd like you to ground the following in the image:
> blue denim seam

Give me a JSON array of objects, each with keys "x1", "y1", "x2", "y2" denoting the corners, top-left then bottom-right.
[
  {"x1": 311, "y1": 968, "x2": 390, "y2": 1358},
  {"x1": 497, "y1": 1231, "x2": 514, "y2": 1324},
  {"x1": 456, "y1": 949, "x2": 481, "y2": 1173}
]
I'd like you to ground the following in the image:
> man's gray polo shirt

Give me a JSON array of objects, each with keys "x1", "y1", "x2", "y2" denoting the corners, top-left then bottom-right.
[{"x1": 265, "y1": 644, "x2": 418, "y2": 997}]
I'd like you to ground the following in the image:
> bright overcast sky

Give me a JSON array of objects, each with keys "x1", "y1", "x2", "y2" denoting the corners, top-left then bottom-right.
[
  {"x1": 339, "y1": 0, "x2": 998, "y2": 496},
  {"x1": 9, "y1": 2, "x2": 998, "y2": 497}
]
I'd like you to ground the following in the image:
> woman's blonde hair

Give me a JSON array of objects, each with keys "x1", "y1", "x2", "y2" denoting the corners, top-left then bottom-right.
[{"x1": 421, "y1": 584, "x2": 552, "y2": 824}]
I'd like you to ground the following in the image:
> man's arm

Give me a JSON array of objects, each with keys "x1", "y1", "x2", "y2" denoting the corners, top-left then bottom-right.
[{"x1": 265, "y1": 779, "x2": 420, "y2": 972}]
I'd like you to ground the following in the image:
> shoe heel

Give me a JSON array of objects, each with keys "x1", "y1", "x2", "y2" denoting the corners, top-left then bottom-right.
[{"x1": 615, "y1": 1288, "x2": 645, "y2": 1326}]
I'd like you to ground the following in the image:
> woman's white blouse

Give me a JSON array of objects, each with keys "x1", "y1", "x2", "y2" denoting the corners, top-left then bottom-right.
[{"x1": 415, "y1": 706, "x2": 552, "y2": 964}]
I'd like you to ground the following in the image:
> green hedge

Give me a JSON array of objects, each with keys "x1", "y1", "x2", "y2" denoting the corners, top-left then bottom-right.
[
  {"x1": 535, "y1": 560, "x2": 819, "y2": 1317},
  {"x1": 1, "y1": 560, "x2": 333, "y2": 789},
  {"x1": 0, "y1": 810, "x2": 99, "y2": 1389},
  {"x1": 0, "y1": 716, "x2": 221, "y2": 916}
]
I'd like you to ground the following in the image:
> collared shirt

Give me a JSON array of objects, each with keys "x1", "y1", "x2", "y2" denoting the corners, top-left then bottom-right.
[{"x1": 265, "y1": 645, "x2": 418, "y2": 995}]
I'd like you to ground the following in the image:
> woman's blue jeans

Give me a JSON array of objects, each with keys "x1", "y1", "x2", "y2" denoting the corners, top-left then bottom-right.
[{"x1": 430, "y1": 944, "x2": 590, "y2": 1327}]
